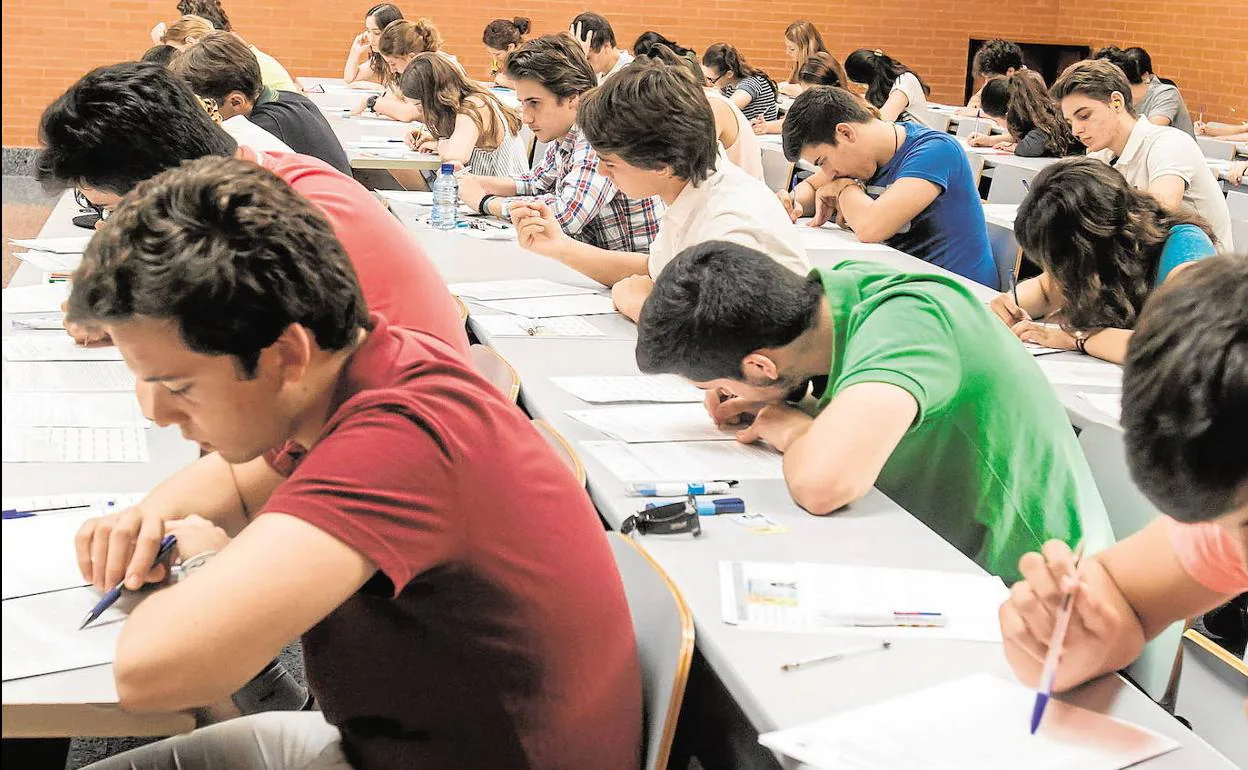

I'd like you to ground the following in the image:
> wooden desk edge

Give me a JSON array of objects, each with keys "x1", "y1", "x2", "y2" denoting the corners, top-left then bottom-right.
[
  {"x1": 1182, "y1": 628, "x2": 1248, "y2": 677},
  {"x1": 2, "y1": 703, "x2": 195, "y2": 739}
]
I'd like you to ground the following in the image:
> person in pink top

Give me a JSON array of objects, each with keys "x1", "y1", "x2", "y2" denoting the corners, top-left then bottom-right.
[{"x1": 999, "y1": 254, "x2": 1248, "y2": 695}]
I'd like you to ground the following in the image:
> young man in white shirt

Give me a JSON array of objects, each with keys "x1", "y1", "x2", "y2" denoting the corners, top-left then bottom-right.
[
  {"x1": 569, "y1": 11, "x2": 634, "y2": 83},
  {"x1": 511, "y1": 59, "x2": 808, "y2": 321},
  {"x1": 1053, "y1": 59, "x2": 1232, "y2": 251}
]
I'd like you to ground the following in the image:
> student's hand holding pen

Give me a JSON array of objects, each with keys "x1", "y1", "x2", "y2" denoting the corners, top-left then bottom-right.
[
  {"x1": 988, "y1": 292, "x2": 1032, "y2": 327},
  {"x1": 703, "y1": 388, "x2": 765, "y2": 427}
]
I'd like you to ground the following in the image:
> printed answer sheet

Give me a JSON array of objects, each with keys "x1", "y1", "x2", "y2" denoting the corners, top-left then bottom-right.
[
  {"x1": 3, "y1": 336, "x2": 124, "y2": 361},
  {"x1": 720, "y1": 561, "x2": 1009, "y2": 642},
  {"x1": 471, "y1": 315, "x2": 604, "y2": 338},
  {"x1": 2, "y1": 361, "x2": 134, "y2": 392},
  {"x1": 567, "y1": 403, "x2": 741, "y2": 442},
  {"x1": 579, "y1": 440, "x2": 784, "y2": 481},
  {"x1": 2, "y1": 427, "x2": 149, "y2": 463},
  {"x1": 448, "y1": 279, "x2": 595, "y2": 301},
  {"x1": 758, "y1": 673, "x2": 1180, "y2": 770},
  {"x1": 2, "y1": 587, "x2": 138, "y2": 681},
  {"x1": 551, "y1": 375, "x2": 704, "y2": 404},
  {"x1": 478, "y1": 294, "x2": 617, "y2": 318},
  {"x1": 2, "y1": 393, "x2": 149, "y2": 428}
]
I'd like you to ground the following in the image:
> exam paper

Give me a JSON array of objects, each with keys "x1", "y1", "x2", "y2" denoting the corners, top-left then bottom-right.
[
  {"x1": 1, "y1": 587, "x2": 140, "y2": 681},
  {"x1": 479, "y1": 294, "x2": 617, "y2": 318},
  {"x1": 471, "y1": 315, "x2": 605, "y2": 338},
  {"x1": 758, "y1": 673, "x2": 1180, "y2": 770},
  {"x1": 1, "y1": 492, "x2": 145, "y2": 514},
  {"x1": 580, "y1": 440, "x2": 784, "y2": 481},
  {"x1": 1022, "y1": 341, "x2": 1066, "y2": 357},
  {"x1": 2, "y1": 393, "x2": 149, "y2": 428},
  {"x1": 1080, "y1": 392, "x2": 1123, "y2": 423},
  {"x1": 2, "y1": 284, "x2": 71, "y2": 314},
  {"x1": 1038, "y1": 360, "x2": 1124, "y2": 389},
  {"x1": 376, "y1": 189, "x2": 434, "y2": 206},
  {"x1": 2, "y1": 427, "x2": 149, "y2": 463},
  {"x1": 14, "y1": 250, "x2": 82, "y2": 272},
  {"x1": 3, "y1": 336, "x2": 123, "y2": 361},
  {"x1": 719, "y1": 561, "x2": 1009, "y2": 642},
  {"x1": 567, "y1": 403, "x2": 741, "y2": 443},
  {"x1": 552, "y1": 375, "x2": 704, "y2": 404},
  {"x1": 449, "y1": 279, "x2": 596, "y2": 301},
  {"x1": 2, "y1": 361, "x2": 134, "y2": 392},
  {"x1": 2, "y1": 509, "x2": 98, "y2": 599},
  {"x1": 796, "y1": 223, "x2": 897, "y2": 253},
  {"x1": 9, "y1": 235, "x2": 92, "y2": 254}
]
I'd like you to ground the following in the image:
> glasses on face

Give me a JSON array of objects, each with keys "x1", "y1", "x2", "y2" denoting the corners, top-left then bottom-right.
[
  {"x1": 705, "y1": 72, "x2": 725, "y2": 87},
  {"x1": 74, "y1": 189, "x2": 110, "y2": 221}
]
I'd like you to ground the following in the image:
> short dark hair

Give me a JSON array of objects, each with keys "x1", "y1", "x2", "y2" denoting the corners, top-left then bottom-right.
[
  {"x1": 483, "y1": 16, "x2": 530, "y2": 49},
  {"x1": 781, "y1": 86, "x2": 874, "y2": 162},
  {"x1": 973, "y1": 39, "x2": 1024, "y2": 78},
  {"x1": 1093, "y1": 46, "x2": 1143, "y2": 85},
  {"x1": 168, "y1": 30, "x2": 263, "y2": 104},
  {"x1": 1124, "y1": 46, "x2": 1154, "y2": 76},
  {"x1": 1051, "y1": 59, "x2": 1136, "y2": 114},
  {"x1": 571, "y1": 11, "x2": 615, "y2": 52},
  {"x1": 979, "y1": 76, "x2": 1010, "y2": 117},
  {"x1": 1122, "y1": 254, "x2": 1248, "y2": 522},
  {"x1": 504, "y1": 34, "x2": 598, "y2": 99},
  {"x1": 632, "y1": 31, "x2": 694, "y2": 59},
  {"x1": 141, "y1": 45, "x2": 178, "y2": 66},
  {"x1": 177, "y1": 0, "x2": 231, "y2": 31},
  {"x1": 578, "y1": 59, "x2": 717, "y2": 184},
  {"x1": 68, "y1": 157, "x2": 370, "y2": 378},
  {"x1": 636, "y1": 241, "x2": 823, "y2": 382},
  {"x1": 36, "y1": 62, "x2": 237, "y2": 196}
]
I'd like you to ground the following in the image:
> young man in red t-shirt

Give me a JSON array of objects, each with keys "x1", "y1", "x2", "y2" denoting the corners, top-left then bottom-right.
[
  {"x1": 68, "y1": 156, "x2": 642, "y2": 770},
  {"x1": 36, "y1": 61, "x2": 467, "y2": 357}
]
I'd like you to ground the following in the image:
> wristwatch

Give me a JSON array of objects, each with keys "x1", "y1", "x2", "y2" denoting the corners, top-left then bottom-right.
[
  {"x1": 365, "y1": 94, "x2": 380, "y2": 113},
  {"x1": 178, "y1": 550, "x2": 217, "y2": 578},
  {"x1": 1072, "y1": 329, "x2": 1089, "y2": 354}
]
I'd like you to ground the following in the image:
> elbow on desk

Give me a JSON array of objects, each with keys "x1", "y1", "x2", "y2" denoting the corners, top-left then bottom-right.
[
  {"x1": 786, "y1": 471, "x2": 868, "y2": 516},
  {"x1": 113, "y1": 638, "x2": 236, "y2": 714},
  {"x1": 848, "y1": 221, "x2": 893, "y2": 245}
]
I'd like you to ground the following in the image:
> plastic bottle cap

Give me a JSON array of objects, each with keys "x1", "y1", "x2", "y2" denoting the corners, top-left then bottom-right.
[{"x1": 440, "y1": 163, "x2": 455, "y2": 175}]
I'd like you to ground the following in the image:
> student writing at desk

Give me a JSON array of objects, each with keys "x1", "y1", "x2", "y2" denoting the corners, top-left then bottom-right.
[
  {"x1": 36, "y1": 62, "x2": 468, "y2": 356},
  {"x1": 1000, "y1": 255, "x2": 1248, "y2": 695},
  {"x1": 68, "y1": 157, "x2": 642, "y2": 770},
  {"x1": 355, "y1": 18, "x2": 451, "y2": 123},
  {"x1": 966, "y1": 74, "x2": 1082, "y2": 158},
  {"x1": 989, "y1": 158, "x2": 1216, "y2": 364},
  {"x1": 633, "y1": 241, "x2": 1112, "y2": 582}
]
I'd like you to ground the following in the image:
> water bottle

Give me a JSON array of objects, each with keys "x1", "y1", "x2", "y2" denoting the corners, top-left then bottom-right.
[{"x1": 430, "y1": 163, "x2": 458, "y2": 231}]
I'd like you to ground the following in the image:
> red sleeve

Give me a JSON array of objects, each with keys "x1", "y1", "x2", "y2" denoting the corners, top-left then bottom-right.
[
  {"x1": 260, "y1": 399, "x2": 464, "y2": 596},
  {"x1": 1165, "y1": 518, "x2": 1248, "y2": 595}
]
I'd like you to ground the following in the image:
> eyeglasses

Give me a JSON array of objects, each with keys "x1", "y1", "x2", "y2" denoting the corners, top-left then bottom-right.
[
  {"x1": 706, "y1": 72, "x2": 726, "y2": 87},
  {"x1": 74, "y1": 189, "x2": 110, "y2": 221}
]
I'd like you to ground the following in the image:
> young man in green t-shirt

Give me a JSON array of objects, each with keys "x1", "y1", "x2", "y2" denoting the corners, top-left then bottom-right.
[{"x1": 635, "y1": 240, "x2": 1113, "y2": 582}]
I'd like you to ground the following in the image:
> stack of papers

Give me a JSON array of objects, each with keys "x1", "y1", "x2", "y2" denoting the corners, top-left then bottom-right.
[
  {"x1": 471, "y1": 315, "x2": 605, "y2": 338},
  {"x1": 449, "y1": 279, "x2": 595, "y2": 301},
  {"x1": 759, "y1": 673, "x2": 1180, "y2": 770},
  {"x1": 567, "y1": 403, "x2": 741, "y2": 443},
  {"x1": 720, "y1": 561, "x2": 1009, "y2": 642},
  {"x1": 552, "y1": 375, "x2": 703, "y2": 404},
  {"x1": 478, "y1": 294, "x2": 617, "y2": 318},
  {"x1": 580, "y1": 440, "x2": 784, "y2": 481}
]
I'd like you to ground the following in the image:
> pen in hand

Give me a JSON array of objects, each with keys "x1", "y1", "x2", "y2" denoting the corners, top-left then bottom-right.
[
  {"x1": 79, "y1": 534, "x2": 177, "y2": 631},
  {"x1": 1029, "y1": 541, "x2": 1085, "y2": 734}
]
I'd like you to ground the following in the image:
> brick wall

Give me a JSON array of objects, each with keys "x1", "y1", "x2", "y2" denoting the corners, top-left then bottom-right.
[{"x1": 0, "y1": 0, "x2": 1238, "y2": 147}]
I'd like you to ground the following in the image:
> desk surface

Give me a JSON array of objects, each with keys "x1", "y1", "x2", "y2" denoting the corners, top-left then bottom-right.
[{"x1": 390, "y1": 204, "x2": 1227, "y2": 768}]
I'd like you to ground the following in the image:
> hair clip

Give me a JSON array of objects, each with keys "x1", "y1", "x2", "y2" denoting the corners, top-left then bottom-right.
[{"x1": 873, "y1": 49, "x2": 883, "y2": 57}]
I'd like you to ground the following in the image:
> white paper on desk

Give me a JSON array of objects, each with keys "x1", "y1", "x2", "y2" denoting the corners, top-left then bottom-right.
[
  {"x1": 568, "y1": 403, "x2": 741, "y2": 443},
  {"x1": 471, "y1": 315, "x2": 605, "y2": 338},
  {"x1": 2, "y1": 393, "x2": 148, "y2": 428},
  {"x1": 479, "y1": 294, "x2": 617, "y2": 318},
  {"x1": 9, "y1": 235, "x2": 92, "y2": 254},
  {"x1": 796, "y1": 224, "x2": 896, "y2": 252},
  {"x1": 460, "y1": 224, "x2": 518, "y2": 241},
  {"x1": 719, "y1": 561, "x2": 1009, "y2": 642},
  {"x1": 1022, "y1": 341, "x2": 1066, "y2": 357},
  {"x1": 1, "y1": 586, "x2": 138, "y2": 681},
  {"x1": 2, "y1": 283, "x2": 70, "y2": 314},
  {"x1": 580, "y1": 439, "x2": 785, "y2": 481},
  {"x1": 982, "y1": 203, "x2": 1020, "y2": 222},
  {"x1": 14, "y1": 250, "x2": 82, "y2": 272},
  {"x1": 552, "y1": 375, "x2": 704, "y2": 404},
  {"x1": 1080, "y1": 392, "x2": 1122, "y2": 422},
  {"x1": 2, "y1": 509, "x2": 98, "y2": 599},
  {"x1": 2, "y1": 361, "x2": 134, "y2": 391},
  {"x1": 2, "y1": 426, "x2": 150, "y2": 463},
  {"x1": 377, "y1": 189, "x2": 434, "y2": 206},
  {"x1": 1039, "y1": 360, "x2": 1124, "y2": 389},
  {"x1": 758, "y1": 673, "x2": 1180, "y2": 770},
  {"x1": 450, "y1": 279, "x2": 595, "y2": 301},
  {"x1": 1, "y1": 491, "x2": 145, "y2": 515},
  {"x1": 3, "y1": 336, "x2": 122, "y2": 361},
  {"x1": 355, "y1": 116, "x2": 405, "y2": 126}
]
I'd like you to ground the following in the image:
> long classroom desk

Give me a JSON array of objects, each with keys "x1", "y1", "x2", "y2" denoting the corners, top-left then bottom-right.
[
  {"x1": 2, "y1": 192, "x2": 201, "y2": 739},
  {"x1": 296, "y1": 77, "x2": 441, "y2": 172},
  {"x1": 386, "y1": 200, "x2": 1232, "y2": 769}
]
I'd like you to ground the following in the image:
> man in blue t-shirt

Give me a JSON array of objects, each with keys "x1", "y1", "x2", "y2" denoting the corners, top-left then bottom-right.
[{"x1": 779, "y1": 87, "x2": 998, "y2": 289}]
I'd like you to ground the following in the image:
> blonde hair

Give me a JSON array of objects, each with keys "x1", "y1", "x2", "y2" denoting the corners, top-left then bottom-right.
[
  {"x1": 378, "y1": 18, "x2": 442, "y2": 58},
  {"x1": 785, "y1": 21, "x2": 828, "y2": 83},
  {"x1": 161, "y1": 14, "x2": 217, "y2": 47},
  {"x1": 399, "y1": 53, "x2": 520, "y2": 150}
]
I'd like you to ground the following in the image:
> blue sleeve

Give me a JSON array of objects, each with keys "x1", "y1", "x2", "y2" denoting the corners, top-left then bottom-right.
[
  {"x1": 1156, "y1": 225, "x2": 1216, "y2": 284},
  {"x1": 894, "y1": 135, "x2": 959, "y2": 192}
]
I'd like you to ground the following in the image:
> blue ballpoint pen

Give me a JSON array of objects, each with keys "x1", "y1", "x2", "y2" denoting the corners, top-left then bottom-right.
[
  {"x1": 1029, "y1": 541, "x2": 1085, "y2": 734},
  {"x1": 78, "y1": 534, "x2": 177, "y2": 630}
]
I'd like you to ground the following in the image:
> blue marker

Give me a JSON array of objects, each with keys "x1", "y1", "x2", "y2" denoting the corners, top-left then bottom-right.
[
  {"x1": 79, "y1": 534, "x2": 177, "y2": 630},
  {"x1": 646, "y1": 497, "x2": 745, "y2": 516},
  {"x1": 628, "y1": 481, "x2": 737, "y2": 497}
]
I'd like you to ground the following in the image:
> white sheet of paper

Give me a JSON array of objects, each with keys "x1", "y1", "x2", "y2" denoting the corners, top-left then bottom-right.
[
  {"x1": 377, "y1": 189, "x2": 434, "y2": 206},
  {"x1": 720, "y1": 561, "x2": 1009, "y2": 643},
  {"x1": 1, "y1": 587, "x2": 140, "y2": 681},
  {"x1": 552, "y1": 375, "x2": 704, "y2": 404},
  {"x1": 1, "y1": 492, "x2": 145, "y2": 515},
  {"x1": 471, "y1": 315, "x2": 605, "y2": 338},
  {"x1": 1023, "y1": 342, "x2": 1066, "y2": 357},
  {"x1": 460, "y1": 224, "x2": 518, "y2": 241},
  {"x1": 14, "y1": 250, "x2": 82, "y2": 272},
  {"x1": 3, "y1": 336, "x2": 123, "y2": 361},
  {"x1": 8, "y1": 312, "x2": 65, "y2": 331},
  {"x1": 567, "y1": 403, "x2": 741, "y2": 443},
  {"x1": 449, "y1": 279, "x2": 595, "y2": 301},
  {"x1": 796, "y1": 223, "x2": 897, "y2": 253},
  {"x1": 9, "y1": 236, "x2": 92, "y2": 254},
  {"x1": 2, "y1": 361, "x2": 134, "y2": 392},
  {"x1": 2, "y1": 393, "x2": 148, "y2": 428},
  {"x1": 1, "y1": 427, "x2": 149, "y2": 463},
  {"x1": 580, "y1": 439, "x2": 785, "y2": 481},
  {"x1": 479, "y1": 294, "x2": 617, "y2": 318},
  {"x1": 2, "y1": 509, "x2": 98, "y2": 599},
  {"x1": 758, "y1": 673, "x2": 1180, "y2": 770},
  {"x1": 1039, "y1": 361, "x2": 1124, "y2": 389},
  {"x1": 2, "y1": 284, "x2": 71, "y2": 314},
  {"x1": 1080, "y1": 392, "x2": 1123, "y2": 422}
]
